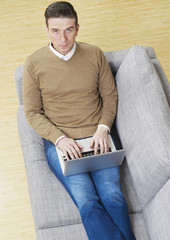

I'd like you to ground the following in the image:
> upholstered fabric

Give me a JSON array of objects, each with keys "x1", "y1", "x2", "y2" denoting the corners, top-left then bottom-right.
[
  {"x1": 129, "y1": 213, "x2": 150, "y2": 240},
  {"x1": 36, "y1": 223, "x2": 88, "y2": 240},
  {"x1": 144, "y1": 179, "x2": 170, "y2": 240},
  {"x1": 25, "y1": 160, "x2": 82, "y2": 230},
  {"x1": 104, "y1": 46, "x2": 156, "y2": 76},
  {"x1": 115, "y1": 45, "x2": 170, "y2": 207},
  {"x1": 151, "y1": 58, "x2": 170, "y2": 107},
  {"x1": 15, "y1": 65, "x2": 24, "y2": 105},
  {"x1": 105, "y1": 47, "x2": 170, "y2": 107},
  {"x1": 120, "y1": 161, "x2": 142, "y2": 214}
]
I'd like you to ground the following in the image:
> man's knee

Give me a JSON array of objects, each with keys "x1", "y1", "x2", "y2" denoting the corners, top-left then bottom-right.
[
  {"x1": 101, "y1": 192, "x2": 126, "y2": 209},
  {"x1": 78, "y1": 200, "x2": 103, "y2": 218}
]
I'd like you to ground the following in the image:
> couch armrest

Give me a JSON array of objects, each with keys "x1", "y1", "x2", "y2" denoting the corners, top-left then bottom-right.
[
  {"x1": 115, "y1": 45, "x2": 170, "y2": 207},
  {"x1": 15, "y1": 65, "x2": 24, "y2": 105},
  {"x1": 17, "y1": 105, "x2": 44, "y2": 148}
]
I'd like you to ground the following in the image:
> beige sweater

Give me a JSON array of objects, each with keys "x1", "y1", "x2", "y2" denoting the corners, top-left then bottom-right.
[{"x1": 23, "y1": 42, "x2": 117, "y2": 144}]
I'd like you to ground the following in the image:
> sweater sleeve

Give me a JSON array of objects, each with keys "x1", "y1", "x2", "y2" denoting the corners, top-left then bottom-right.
[
  {"x1": 23, "y1": 57, "x2": 65, "y2": 144},
  {"x1": 98, "y1": 50, "x2": 118, "y2": 129}
]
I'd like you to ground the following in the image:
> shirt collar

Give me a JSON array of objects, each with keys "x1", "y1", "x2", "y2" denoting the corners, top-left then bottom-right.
[{"x1": 49, "y1": 42, "x2": 76, "y2": 61}]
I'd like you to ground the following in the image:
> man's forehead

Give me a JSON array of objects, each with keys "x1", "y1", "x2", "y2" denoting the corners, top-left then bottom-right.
[{"x1": 48, "y1": 17, "x2": 76, "y2": 28}]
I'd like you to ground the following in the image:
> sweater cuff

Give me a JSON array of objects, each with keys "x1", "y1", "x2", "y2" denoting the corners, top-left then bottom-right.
[
  {"x1": 55, "y1": 135, "x2": 66, "y2": 146},
  {"x1": 98, "y1": 124, "x2": 110, "y2": 133}
]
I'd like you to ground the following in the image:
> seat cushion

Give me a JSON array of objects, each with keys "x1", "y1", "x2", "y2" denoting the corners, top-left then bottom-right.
[
  {"x1": 36, "y1": 223, "x2": 88, "y2": 240},
  {"x1": 115, "y1": 45, "x2": 170, "y2": 207},
  {"x1": 25, "y1": 159, "x2": 82, "y2": 230}
]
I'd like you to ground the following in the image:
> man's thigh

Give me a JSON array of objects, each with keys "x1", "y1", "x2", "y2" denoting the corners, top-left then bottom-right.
[{"x1": 91, "y1": 167, "x2": 122, "y2": 197}]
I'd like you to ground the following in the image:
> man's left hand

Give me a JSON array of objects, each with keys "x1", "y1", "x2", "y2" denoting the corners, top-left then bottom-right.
[{"x1": 90, "y1": 126, "x2": 109, "y2": 155}]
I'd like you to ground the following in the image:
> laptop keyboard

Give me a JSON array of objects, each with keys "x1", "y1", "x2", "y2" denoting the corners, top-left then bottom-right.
[{"x1": 63, "y1": 147, "x2": 112, "y2": 161}]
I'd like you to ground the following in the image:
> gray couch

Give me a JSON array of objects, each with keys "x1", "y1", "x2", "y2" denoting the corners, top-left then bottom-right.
[{"x1": 15, "y1": 45, "x2": 170, "y2": 240}]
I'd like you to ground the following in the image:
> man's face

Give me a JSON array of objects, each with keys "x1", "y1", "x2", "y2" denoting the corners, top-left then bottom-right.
[{"x1": 46, "y1": 17, "x2": 79, "y2": 55}]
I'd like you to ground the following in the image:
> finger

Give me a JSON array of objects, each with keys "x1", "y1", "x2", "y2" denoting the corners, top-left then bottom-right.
[
  {"x1": 90, "y1": 138, "x2": 95, "y2": 149},
  {"x1": 70, "y1": 144, "x2": 82, "y2": 159},
  {"x1": 64, "y1": 151, "x2": 71, "y2": 161},
  {"x1": 72, "y1": 146, "x2": 81, "y2": 159},
  {"x1": 94, "y1": 140, "x2": 99, "y2": 155},
  {"x1": 99, "y1": 139, "x2": 104, "y2": 154},
  {"x1": 104, "y1": 140, "x2": 109, "y2": 153},
  {"x1": 67, "y1": 149, "x2": 76, "y2": 160},
  {"x1": 74, "y1": 144, "x2": 82, "y2": 158}
]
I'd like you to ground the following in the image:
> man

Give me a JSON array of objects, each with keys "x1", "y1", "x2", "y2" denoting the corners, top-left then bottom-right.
[{"x1": 23, "y1": 2, "x2": 135, "y2": 240}]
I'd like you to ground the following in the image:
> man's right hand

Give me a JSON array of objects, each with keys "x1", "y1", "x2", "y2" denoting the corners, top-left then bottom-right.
[{"x1": 57, "y1": 137, "x2": 83, "y2": 161}]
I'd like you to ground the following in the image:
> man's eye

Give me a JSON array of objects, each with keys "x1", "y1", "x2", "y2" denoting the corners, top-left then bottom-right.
[{"x1": 66, "y1": 28, "x2": 71, "y2": 32}]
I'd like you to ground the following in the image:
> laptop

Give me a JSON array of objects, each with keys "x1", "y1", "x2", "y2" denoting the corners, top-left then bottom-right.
[{"x1": 56, "y1": 134, "x2": 125, "y2": 176}]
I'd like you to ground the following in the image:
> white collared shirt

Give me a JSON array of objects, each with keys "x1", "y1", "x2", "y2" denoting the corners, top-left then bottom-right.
[
  {"x1": 49, "y1": 42, "x2": 76, "y2": 61},
  {"x1": 48, "y1": 42, "x2": 110, "y2": 145}
]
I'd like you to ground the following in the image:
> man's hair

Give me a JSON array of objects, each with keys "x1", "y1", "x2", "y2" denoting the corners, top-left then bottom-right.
[{"x1": 44, "y1": 1, "x2": 78, "y2": 27}]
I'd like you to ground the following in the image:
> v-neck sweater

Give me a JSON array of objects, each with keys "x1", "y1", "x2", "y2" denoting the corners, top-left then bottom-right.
[{"x1": 23, "y1": 42, "x2": 117, "y2": 144}]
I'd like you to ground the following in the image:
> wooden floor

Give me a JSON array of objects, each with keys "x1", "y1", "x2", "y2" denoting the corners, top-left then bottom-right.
[{"x1": 0, "y1": 0, "x2": 170, "y2": 239}]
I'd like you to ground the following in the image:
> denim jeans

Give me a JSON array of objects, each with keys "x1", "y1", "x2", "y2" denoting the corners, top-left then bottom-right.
[{"x1": 44, "y1": 139, "x2": 136, "y2": 240}]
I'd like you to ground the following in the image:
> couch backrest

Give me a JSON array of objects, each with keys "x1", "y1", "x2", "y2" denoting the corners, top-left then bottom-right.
[
  {"x1": 104, "y1": 46, "x2": 156, "y2": 76},
  {"x1": 104, "y1": 46, "x2": 170, "y2": 108}
]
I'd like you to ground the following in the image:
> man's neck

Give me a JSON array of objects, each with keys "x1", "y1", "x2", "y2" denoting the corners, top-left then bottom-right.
[{"x1": 49, "y1": 42, "x2": 77, "y2": 61}]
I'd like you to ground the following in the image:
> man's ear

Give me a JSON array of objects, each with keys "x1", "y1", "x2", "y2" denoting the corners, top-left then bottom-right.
[{"x1": 76, "y1": 24, "x2": 79, "y2": 35}]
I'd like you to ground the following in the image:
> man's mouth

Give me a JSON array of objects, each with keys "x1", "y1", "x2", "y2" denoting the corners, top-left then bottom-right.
[{"x1": 60, "y1": 45, "x2": 68, "y2": 48}]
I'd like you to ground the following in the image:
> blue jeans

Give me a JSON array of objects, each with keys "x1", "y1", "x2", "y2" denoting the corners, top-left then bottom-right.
[{"x1": 44, "y1": 139, "x2": 136, "y2": 240}]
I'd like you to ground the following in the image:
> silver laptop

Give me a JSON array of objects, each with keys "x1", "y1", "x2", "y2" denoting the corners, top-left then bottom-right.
[{"x1": 56, "y1": 134, "x2": 125, "y2": 176}]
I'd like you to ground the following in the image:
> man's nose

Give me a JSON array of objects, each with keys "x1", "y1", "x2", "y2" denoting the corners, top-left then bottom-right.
[{"x1": 60, "y1": 32, "x2": 67, "y2": 42}]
